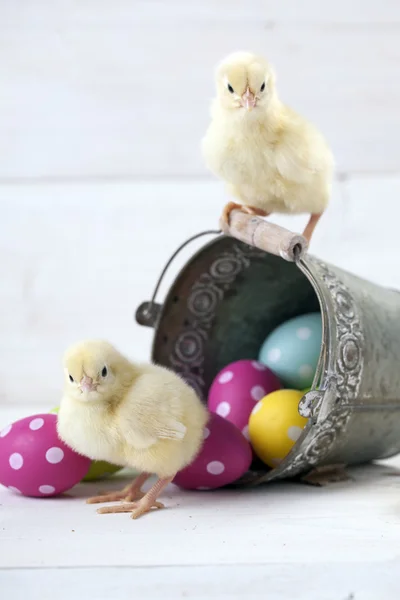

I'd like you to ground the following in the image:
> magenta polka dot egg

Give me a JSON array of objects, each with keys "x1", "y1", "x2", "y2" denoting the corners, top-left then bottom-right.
[
  {"x1": 207, "y1": 360, "x2": 281, "y2": 436},
  {"x1": 0, "y1": 413, "x2": 91, "y2": 497},
  {"x1": 173, "y1": 412, "x2": 252, "y2": 490}
]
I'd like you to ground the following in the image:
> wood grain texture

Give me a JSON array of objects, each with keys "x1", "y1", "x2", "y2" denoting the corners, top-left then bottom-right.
[
  {"x1": 2, "y1": 563, "x2": 400, "y2": 600},
  {"x1": 265, "y1": 0, "x2": 400, "y2": 24},
  {"x1": 0, "y1": 443, "x2": 400, "y2": 569},
  {"x1": 0, "y1": 1, "x2": 399, "y2": 178},
  {"x1": 1, "y1": 397, "x2": 400, "y2": 588},
  {"x1": 2, "y1": 403, "x2": 400, "y2": 597}
]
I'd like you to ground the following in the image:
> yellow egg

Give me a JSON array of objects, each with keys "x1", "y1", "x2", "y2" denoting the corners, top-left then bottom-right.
[{"x1": 248, "y1": 389, "x2": 308, "y2": 468}]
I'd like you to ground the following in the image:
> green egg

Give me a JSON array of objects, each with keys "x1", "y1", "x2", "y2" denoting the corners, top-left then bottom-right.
[
  {"x1": 258, "y1": 313, "x2": 322, "y2": 389},
  {"x1": 83, "y1": 460, "x2": 122, "y2": 482},
  {"x1": 49, "y1": 406, "x2": 123, "y2": 482}
]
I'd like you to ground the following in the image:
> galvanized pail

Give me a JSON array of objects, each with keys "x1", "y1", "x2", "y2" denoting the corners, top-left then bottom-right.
[{"x1": 136, "y1": 215, "x2": 400, "y2": 485}]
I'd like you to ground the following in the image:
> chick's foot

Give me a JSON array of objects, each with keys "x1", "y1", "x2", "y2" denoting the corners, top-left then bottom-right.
[
  {"x1": 302, "y1": 213, "x2": 322, "y2": 242},
  {"x1": 86, "y1": 472, "x2": 150, "y2": 505},
  {"x1": 97, "y1": 499, "x2": 165, "y2": 519},
  {"x1": 242, "y1": 206, "x2": 269, "y2": 217},
  {"x1": 221, "y1": 201, "x2": 269, "y2": 225},
  {"x1": 94, "y1": 476, "x2": 174, "y2": 520},
  {"x1": 221, "y1": 201, "x2": 244, "y2": 224}
]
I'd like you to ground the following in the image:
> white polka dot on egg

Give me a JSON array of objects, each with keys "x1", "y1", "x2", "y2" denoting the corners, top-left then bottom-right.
[
  {"x1": 267, "y1": 348, "x2": 282, "y2": 363},
  {"x1": 216, "y1": 401, "x2": 231, "y2": 417},
  {"x1": 287, "y1": 426, "x2": 304, "y2": 442},
  {"x1": 39, "y1": 485, "x2": 55, "y2": 495},
  {"x1": 252, "y1": 401, "x2": 263, "y2": 415},
  {"x1": 45, "y1": 447, "x2": 64, "y2": 464},
  {"x1": 250, "y1": 385, "x2": 266, "y2": 402},
  {"x1": 206, "y1": 461, "x2": 225, "y2": 475},
  {"x1": 296, "y1": 327, "x2": 312, "y2": 340},
  {"x1": 218, "y1": 371, "x2": 234, "y2": 384},
  {"x1": 0, "y1": 424, "x2": 12, "y2": 438},
  {"x1": 251, "y1": 361, "x2": 267, "y2": 371},
  {"x1": 9, "y1": 453, "x2": 24, "y2": 470},
  {"x1": 29, "y1": 417, "x2": 45, "y2": 431},
  {"x1": 203, "y1": 427, "x2": 210, "y2": 439},
  {"x1": 298, "y1": 364, "x2": 314, "y2": 379}
]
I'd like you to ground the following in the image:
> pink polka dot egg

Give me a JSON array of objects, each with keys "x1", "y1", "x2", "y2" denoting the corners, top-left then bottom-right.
[
  {"x1": 173, "y1": 412, "x2": 253, "y2": 491},
  {"x1": 208, "y1": 359, "x2": 281, "y2": 437},
  {"x1": 0, "y1": 413, "x2": 91, "y2": 497}
]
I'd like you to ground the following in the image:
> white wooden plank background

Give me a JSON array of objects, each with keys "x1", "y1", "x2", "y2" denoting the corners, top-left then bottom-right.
[
  {"x1": 0, "y1": 2, "x2": 399, "y2": 414},
  {"x1": 1, "y1": 176, "x2": 398, "y2": 407},
  {"x1": 0, "y1": 1, "x2": 400, "y2": 179},
  {"x1": 265, "y1": 0, "x2": 400, "y2": 23},
  {"x1": 2, "y1": 4, "x2": 400, "y2": 597}
]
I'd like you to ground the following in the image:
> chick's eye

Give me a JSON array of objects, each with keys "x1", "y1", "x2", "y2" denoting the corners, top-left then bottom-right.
[
  {"x1": 260, "y1": 82, "x2": 265, "y2": 92},
  {"x1": 101, "y1": 366, "x2": 108, "y2": 377},
  {"x1": 69, "y1": 374, "x2": 74, "y2": 383},
  {"x1": 227, "y1": 83, "x2": 234, "y2": 94}
]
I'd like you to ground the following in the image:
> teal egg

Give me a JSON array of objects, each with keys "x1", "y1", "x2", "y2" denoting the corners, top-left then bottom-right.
[{"x1": 258, "y1": 313, "x2": 322, "y2": 389}]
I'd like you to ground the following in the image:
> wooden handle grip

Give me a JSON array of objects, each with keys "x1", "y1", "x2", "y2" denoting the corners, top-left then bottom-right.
[{"x1": 219, "y1": 211, "x2": 308, "y2": 262}]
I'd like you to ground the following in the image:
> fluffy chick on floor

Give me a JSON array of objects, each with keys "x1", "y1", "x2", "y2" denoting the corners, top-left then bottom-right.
[{"x1": 57, "y1": 340, "x2": 208, "y2": 519}]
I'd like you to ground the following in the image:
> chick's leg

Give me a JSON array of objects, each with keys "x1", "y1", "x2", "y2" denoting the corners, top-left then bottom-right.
[
  {"x1": 302, "y1": 213, "x2": 322, "y2": 242},
  {"x1": 86, "y1": 472, "x2": 151, "y2": 505},
  {"x1": 222, "y1": 201, "x2": 269, "y2": 225},
  {"x1": 97, "y1": 476, "x2": 174, "y2": 520}
]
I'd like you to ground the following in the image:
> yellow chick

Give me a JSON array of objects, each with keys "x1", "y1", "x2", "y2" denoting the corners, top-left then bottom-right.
[
  {"x1": 57, "y1": 340, "x2": 209, "y2": 519},
  {"x1": 202, "y1": 51, "x2": 334, "y2": 242}
]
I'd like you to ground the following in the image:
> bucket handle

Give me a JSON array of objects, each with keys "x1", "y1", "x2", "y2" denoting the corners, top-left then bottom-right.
[
  {"x1": 220, "y1": 210, "x2": 308, "y2": 262},
  {"x1": 136, "y1": 213, "x2": 308, "y2": 327},
  {"x1": 136, "y1": 229, "x2": 221, "y2": 327}
]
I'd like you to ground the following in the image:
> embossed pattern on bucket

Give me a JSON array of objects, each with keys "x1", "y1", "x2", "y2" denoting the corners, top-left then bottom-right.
[{"x1": 137, "y1": 228, "x2": 400, "y2": 484}]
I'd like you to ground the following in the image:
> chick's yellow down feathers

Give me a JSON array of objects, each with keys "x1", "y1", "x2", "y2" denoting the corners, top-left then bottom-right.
[
  {"x1": 202, "y1": 51, "x2": 334, "y2": 242},
  {"x1": 57, "y1": 340, "x2": 208, "y2": 519}
]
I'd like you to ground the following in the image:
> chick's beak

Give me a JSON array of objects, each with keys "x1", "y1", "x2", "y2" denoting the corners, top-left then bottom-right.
[
  {"x1": 241, "y1": 88, "x2": 257, "y2": 110},
  {"x1": 80, "y1": 375, "x2": 97, "y2": 393}
]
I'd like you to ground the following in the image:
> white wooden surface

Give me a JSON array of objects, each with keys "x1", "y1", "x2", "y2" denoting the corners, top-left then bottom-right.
[
  {"x1": 4, "y1": 564, "x2": 400, "y2": 600},
  {"x1": 1, "y1": 405, "x2": 400, "y2": 599}
]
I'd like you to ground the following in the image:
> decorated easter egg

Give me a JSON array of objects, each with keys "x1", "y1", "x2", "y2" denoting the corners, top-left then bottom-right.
[
  {"x1": 173, "y1": 412, "x2": 252, "y2": 490},
  {"x1": 258, "y1": 313, "x2": 322, "y2": 388},
  {"x1": 207, "y1": 360, "x2": 281, "y2": 438},
  {"x1": 49, "y1": 406, "x2": 122, "y2": 481},
  {"x1": 0, "y1": 413, "x2": 91, "y2": 497},
  {"x1": 82, "y1": 460, "x2": 122, "y2": 482},
  {"x1": 248, "y1": 389, "x2": 308, "y2": 468}
]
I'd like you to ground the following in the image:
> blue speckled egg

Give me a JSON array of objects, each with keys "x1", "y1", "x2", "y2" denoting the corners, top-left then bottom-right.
[{"x1": 258, "y1": 313, "x2": 322, "y2": 389}]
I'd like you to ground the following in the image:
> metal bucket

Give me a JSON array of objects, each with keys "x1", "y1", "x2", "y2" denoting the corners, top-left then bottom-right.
[{"x1": 136, "y1": 220, "x2": 400, "y2": 485}]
